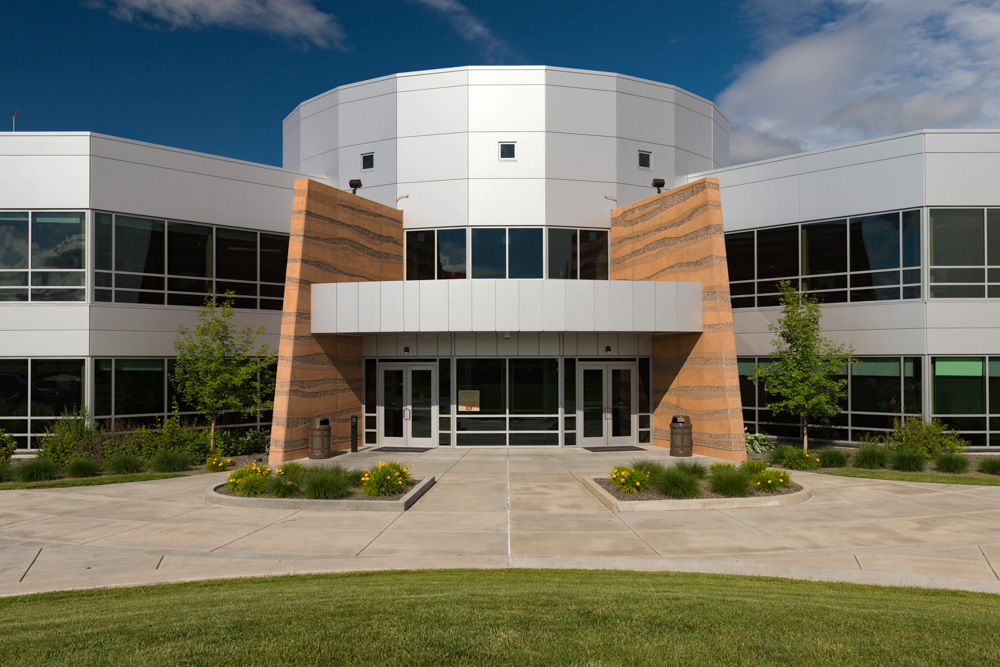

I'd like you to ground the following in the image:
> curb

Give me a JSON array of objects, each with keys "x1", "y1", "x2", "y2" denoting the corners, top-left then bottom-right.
[
  {"x1": 205, "y1": 476, "x2": 435, "y2": 511},
  {"x1": 578, "y1": 474, "x2": 812, "y2": 512}
]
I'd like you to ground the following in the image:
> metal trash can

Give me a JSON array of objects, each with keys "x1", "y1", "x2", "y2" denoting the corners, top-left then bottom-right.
[
  {"x1": 309, "y1": 417, "x2": 332, "y2": 459},
  {"x1": 670, "y1": 415, "x2": 692, "y2": 457}
]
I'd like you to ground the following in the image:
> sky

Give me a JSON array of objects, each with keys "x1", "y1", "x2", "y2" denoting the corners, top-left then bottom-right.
[{"x1": 4, "y1": 0, "x2": 1000, "y2": 166}]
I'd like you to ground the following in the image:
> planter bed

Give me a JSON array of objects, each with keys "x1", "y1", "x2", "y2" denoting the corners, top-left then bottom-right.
[
  {"x1": 580, "y1": 474, "x2": 812, "y2": 512},
  {"x1": 206, "y1": 476, "x2": 435, "y2": 511}
]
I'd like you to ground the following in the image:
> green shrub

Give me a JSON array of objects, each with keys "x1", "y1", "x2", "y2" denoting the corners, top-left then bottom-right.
[
  {"x1": 854, "y1": 443, "x2": 887, "y2": 469},
  {"x1": 934, "y1": 451, "x2": 969, "y2": 474},
  {"x1": 148, "y1": 450, "x2": 190, "y2": 473},
  {"x1": 752, "y1": 468, "x2": 791, "y2": 493},
  {"x1": 772, "y1": 446, "x2": 820, "y2": 471},
  {"x1": 150, "y1": 408, "x2": 210, "y2": 463},
  {"x1": 265, "y1": 462, "x2": 306, "y2": 498},
  {"x1": 304, "y1": 466, "x2": 354, "y2": 500},
  {"x1": 770, "y1": 445, "x2": 798, "y2": 467},
  {"x1": 978, "y1": 458, "x2": 1000, "y2": 475},
  {"x1": 629, "y1": 459, "x2": 669, "y2": 478},
  {"x1": 883, "y1": 417, "x2": 967, "y2": 457},
  {"x1": 363, "y1": 461, "x2": 413, "y2": 497},
  {"x1": 205, "y1": 456, "x2": 232, "y2": 472},
  {"x1": 226, "y1": 462, "x2": 272, "y2": 497},
  {"x1": 649, "y1": 466, "x2": 701, "y2": 499},
  {"x1": 0, "y1": 429, "x2": 17, "y2": 463},
  {"x1": 245, "y1": 430, "x2": 270, "y2": 454},
  {"x1": 0, "y1": 461, "x2": 12, "y2": 482},
  {"x1": 744, "y1": 430, "x2": 773, "y2": 453},
  {"x1": 709, "y1": 465, "x2": 752, "y2": 498},
  {"x1": 104, "y1": 453, "x2": 145, "y2": 475},
  {"x1": 739, "y1": 459, "x2": 768, "y2": 475},
  {"x1": 13, "y1": 457, "x2": 61, "y2": 482},
  {"x1": 817, "y1": 447, "x2": 851, "y2": 468},
  {"x1": 65, "y1": 457, "x2": 100, "y2": 478},
  {"x1": 672, "y1": 460, "x2": 708, "y2": 479},
  {"x1": 39, "y1": 407, "x2": 107, "y2": 465},
  {"x1": 889, "y1": 449, "x2": 926, "y2": 472}
]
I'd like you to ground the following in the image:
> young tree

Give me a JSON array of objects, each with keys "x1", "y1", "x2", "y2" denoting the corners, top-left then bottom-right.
[
  {"x1": 751, "y1": 281, "x2": 854, "y2": 453},
  {"x1": 171, "y1": 294, "x2": 276, "y2": 451}
]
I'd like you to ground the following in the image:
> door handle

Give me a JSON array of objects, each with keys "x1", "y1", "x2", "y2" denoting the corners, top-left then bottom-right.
[{"x1": 404, "y1": 407, "x2": 411, "y2": 421}]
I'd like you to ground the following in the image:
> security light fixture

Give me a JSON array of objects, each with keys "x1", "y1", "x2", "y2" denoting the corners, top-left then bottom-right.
[
  {"x1": 403, "y1": 346, "x2": 410, "y2": 355},
  {"x1": 349, "y1": 179, "x2": 363, "y2": 194},
  {"x1": 605, "y1": 345, "x2": 612, "y2": 354},
  {"x1": 652, "y1": 178, "x2": 665, "y2": 194}
]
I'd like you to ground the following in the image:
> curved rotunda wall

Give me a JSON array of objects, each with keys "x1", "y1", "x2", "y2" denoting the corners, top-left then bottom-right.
[{"x1": 282, "y1": 67, "x2": 729, "y2": 231}]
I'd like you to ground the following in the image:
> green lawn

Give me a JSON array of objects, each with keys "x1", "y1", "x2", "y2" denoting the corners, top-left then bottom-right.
[
  {"x1": 0, "y1": 472, "x2": 186, "y2": 490},
  {"x1": 2, "y1": 570, "x2": 999, "y2": 665},
  {"x1": 825, "y1": 468, "x2": 1000, "y2": 486}
]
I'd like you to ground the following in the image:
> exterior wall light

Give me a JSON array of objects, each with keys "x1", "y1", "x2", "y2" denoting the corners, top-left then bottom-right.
[
  {"x1": 403, "y1": 346, "x2": 410, "y2": 355},
  {"x1": 605, "y1": 345, "x2": 612, "y2": 354},
  {"x1": 349, "y1": 179, "x2": 362, "y2": 194},
  {"x1": 652, "y1": 178, "x2": 665, "y2": 194}
]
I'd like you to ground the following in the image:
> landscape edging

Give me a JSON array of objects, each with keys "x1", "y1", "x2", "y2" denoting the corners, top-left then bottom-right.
[
  {"x1": 577, "y1": 473, "x2": 812, "y2": 512},
  {"x1": 205, "y1": 475, "x2": 435, "y2": 511}
]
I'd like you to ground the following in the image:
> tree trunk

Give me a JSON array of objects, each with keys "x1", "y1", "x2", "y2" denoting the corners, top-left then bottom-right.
[
  {"x1": 210, "y1": 418, "x2": 216, "y2": 452},
  {"x1": 801, "y1": 416, "x2": 808, "y2": 454}
]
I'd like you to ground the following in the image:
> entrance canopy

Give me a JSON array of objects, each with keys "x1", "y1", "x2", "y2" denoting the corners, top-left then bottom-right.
[{"x1": 310, "y1": 279, "x2": 702, "y2": 334}]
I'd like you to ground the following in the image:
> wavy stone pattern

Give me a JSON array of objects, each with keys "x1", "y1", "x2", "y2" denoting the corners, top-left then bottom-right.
[
  {"x1": 610, "y1": 178, "x2": 745, "y2": 461},
  {"x1": 270, "y1": 179, "x2": 403, "y2": 462}
]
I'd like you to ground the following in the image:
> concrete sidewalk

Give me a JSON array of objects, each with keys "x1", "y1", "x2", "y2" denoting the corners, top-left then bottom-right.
[{"x1": 2, "y1": 447, "x2": 1000, "y2": 596}]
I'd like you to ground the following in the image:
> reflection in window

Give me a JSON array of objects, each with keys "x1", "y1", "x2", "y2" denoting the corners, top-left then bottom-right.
[
  {"x1": 471, "y1": 228, "x2": 506, "y2": 279},
  {"x1": 32, "y1": 212, "x2": 85, "y2": 269},
  {"x1": 851, "y1": 214, "x2": 899, "y2": 272},
  {"x1": 29, "y1": 359, "x2": 84, "y2": 417},
  {"x1": 802, "y1": 220, "x2": 846, "y2": 275},
  {"x1": 507, "y1": 228, "x2": 543, "y2": 279},
  {"x1": 0, "y1": 359, "x2": 29, "y2": 416},
  {"x1": 115, "y1": 359, "x2": 165, "y2": 416},
  {"x1": 509, "y1": 360, "x2": 558, "y2": 414},
  {"x1": 437, "y1": 229, "x2": 466, "y2": 279},
  {"x1": 406, "y1": 230, "x2": 435, "y2": 281},
  {"x1": 548, "y1": 228, "x2": 577, "y2": 279},
  {"x1": 116, "y1": 216, "x2": 164, "y2": 274},
  {"x1": 579, "y1": 230, "x2": 609, "y2": 280},
  {"x1": 932, "y1": 357, "x2": 984, "y2": 415},
  {"x1": 851, "y1": 357, "x2": 901, "y2": 413},
  {"x1": 95, "y1": 212, "x2": 113, "y2": 271},
  {"x1": 0, "y1": 212, "x2": 29, "y2": 270}
]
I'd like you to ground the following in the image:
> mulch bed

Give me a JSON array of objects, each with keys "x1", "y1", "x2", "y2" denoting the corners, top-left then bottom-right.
[{"x1": 595, "y1": 477, "x2": 802, "y2": 501}]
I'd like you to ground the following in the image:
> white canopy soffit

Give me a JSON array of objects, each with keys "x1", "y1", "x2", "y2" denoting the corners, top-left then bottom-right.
[{"x1": 311, "y1": 280, "x2": 702, "y2": 334}]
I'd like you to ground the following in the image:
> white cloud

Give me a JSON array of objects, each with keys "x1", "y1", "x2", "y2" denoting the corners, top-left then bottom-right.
[
  {"x1": 408, "y1": 0, "x2": 515, "y2": 62},
  {"x1": 87, "y1": 0, "x2": 346, "y2": 49},
  {"x1": 720, "y1": 0, "x2": 1000, "y2": 163}
]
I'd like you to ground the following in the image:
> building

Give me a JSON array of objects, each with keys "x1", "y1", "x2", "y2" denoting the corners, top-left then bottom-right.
[{"x1": 3, "y1": 66, "x2": 998, "y2": 460}]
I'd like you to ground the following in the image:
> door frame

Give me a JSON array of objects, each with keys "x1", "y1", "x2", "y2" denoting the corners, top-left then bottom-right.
[
  {"x1": 576, "y1": 361, "x2": 638, "y2": 448},
  {"x1": 378, "y1": 363, "x2": 438, "y2": 448}
]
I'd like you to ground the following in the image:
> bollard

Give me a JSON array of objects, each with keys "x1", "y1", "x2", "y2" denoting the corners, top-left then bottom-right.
[
  {"x1": 669, "y1": 415, "x2": 693, "y2": 457},
  {"x1": 309, "y1": 417, "x2": 332, "y2": 459},
  {"x1": 351, "y1": 415, "x2": 358, "y2": 453}
]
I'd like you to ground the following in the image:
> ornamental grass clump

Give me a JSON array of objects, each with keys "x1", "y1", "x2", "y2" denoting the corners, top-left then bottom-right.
[
  {"x1": 934, "y1": 451, "x2": 969, "y2": 474},
  {"x1": 363, "y1": 461, "x2": 413, "y2": 497},
  {"x1": 672, "y1": 460, "x2": 707, "y2": 479},
  {"x1": 303, "y1": 466, "x2": 355, "y2": 500},
  {"x1": 13, "y1": 457, "x2": 61, "y2": 483},
  {"x1": 226, "y1": 461, "x2": 272, "y2": 497},
  {"x1": 608, "y1": 464, "x2": 651, "y2": 494},
  {"x1": 205, "y1": 456, "x2": 232, "y2": 472},
  {"x1": 629, "y1": 459, "x2": 669, "y2": 478},
  {"x1": 771, "y1": 445, "x2": 820, "y2": 471},
  {"x1": 889, "y1": 449, "x2": 925, "y2": 473},
  {"x1": 752, "y1": 468, "x2": 791, "y2": 493},
  {"x1": 979, "y1": 458, "x2": 1000, "y2": 475},
  {"x1": 266, "y1": 462, "x2": 305, "y2": 498},
  {"x1": 854, "y1": 443, "x2": 887, "y2": 469},
  {"x1": 65, "y1": 457, "x2": 100, "y2": 478},
  {"x1": 650, "y1": 466, "x2": 701, "y2": 499},
  {"x1": 817, "y1": 447, "x2": 850, "y2": 468},
  {"x1": 709, "y1": 464, "x2": 752, "y2": 497},
  {"x1": 739, "y1": 459, "x2": 768, "y2": 476},
  {"x1": 104, "y1": 453, "x2": 144, "y2": 475},
  {"x1": 148, "y1": 450, "x2": 190, "y2": 473}
]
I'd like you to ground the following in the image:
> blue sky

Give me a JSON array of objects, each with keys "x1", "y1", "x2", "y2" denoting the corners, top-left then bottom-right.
[{"x1": 5, "y1": 1, "x2": 1000, "y2": 166}]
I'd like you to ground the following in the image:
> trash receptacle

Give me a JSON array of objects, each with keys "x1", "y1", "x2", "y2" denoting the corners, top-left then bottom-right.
[
  {"x1": 670, "y1": 416, "x2": 692, "y2": 457},
  {"x1": 309, "y1": 417, "x2": 332, "y2": 459}
]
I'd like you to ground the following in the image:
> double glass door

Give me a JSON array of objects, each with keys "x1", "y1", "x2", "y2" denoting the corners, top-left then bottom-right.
[
  {"x1": 578, "y1": 362, "x2": 637, "y2": 447},
  {"x1": 379, "y1": 364, "x2": 437, "y2": 448}
]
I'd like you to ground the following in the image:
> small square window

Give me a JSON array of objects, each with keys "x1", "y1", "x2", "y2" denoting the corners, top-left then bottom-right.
[
  {"x1": 638, "y1": 150, "x2": 651, "y2": 169},
  {"x1": 361, "y1": 153, "x2": 374, "y2": 171},
  {"x1": 499, "y1": 142, "x2": 516, "y2": 160}
]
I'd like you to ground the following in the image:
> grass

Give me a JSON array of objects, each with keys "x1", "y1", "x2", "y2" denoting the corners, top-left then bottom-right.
[
  {"x1": 103, "y1": 453, "x2": 145, "y2": 475},
  {"x1": 148, "y1": 450, "x2": 191, "y2": 473},
  {"x1": 825, "y1": 468, "x2": 1000, "y2": 486},
  {"x1": 11, "y1": 457, "x2": 60, "y2": 483},
  {"x1": 0, "y1": 472, "x2": 185, "y2": 491},
  {"x1": 1, "y1": 570, "x2": 999, "y2": 664}
]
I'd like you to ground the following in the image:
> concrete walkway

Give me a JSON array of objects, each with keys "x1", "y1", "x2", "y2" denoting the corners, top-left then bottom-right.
[{"x1": 2, "y1": 447, "x2": 1000, "y2": 596}]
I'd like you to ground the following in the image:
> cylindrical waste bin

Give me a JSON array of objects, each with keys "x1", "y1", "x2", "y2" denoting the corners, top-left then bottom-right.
[
  {"x1": 309, "y1": 417, "x2": 332, "y2": 459},
  {"x1": 669, "y1": 415, "x2": 692, "y2": 457}
]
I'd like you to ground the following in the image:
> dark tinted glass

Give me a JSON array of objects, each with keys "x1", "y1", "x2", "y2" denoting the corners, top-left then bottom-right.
[
  {"x1": 94, "y1": 359, "x2": 112, "y2": 416},
  {"x1": 30, "y1": 359, "x2": 84, "y2": 416},
  {"x1": 802, "y1": 220, "x2": 846, "y2": 275},
  {"x1": 902, "y1": 210, "x2": 921, "y2": 267},
  {"x1": 932, "y1": 357, "x2": 985, "y2": 414},
  {"x1": 638, "y1": 151, "x2": 651, "y2": 168},
  {"x1": 737, "y1": 359, "x2": 756, "y2": 408},
  {"x1": 471, "y1": 228, "x2": 506, "y2": 278},
  {"x1": 903, "y1": 357, "x2": 922, "y2": 413},
  {"x1": 930, "y1": 209, "x2": 983, "y2": 266},
  {"x1": 115, "y1": 358, "x2": 164, "y2": 416},
  {"x1": 563, "y1": 358, "x2": 576, "y2": 416},
  {"x1": 725, "y1": 232, "x2": 754, "y2": 282},
  {"x1": 499, "y1": 143, "x2": 515, "y2": 159},
  {"x1": 851, "y1": 213, "x2": 899, "y2": 272},
  {"x1": 638, "y1": 357, "x2": 651, "y2": 412},
  {"x1": 168, "y1": 222, "x2": 213, "y2": 278},
  {"x1": 756, "y1": 226, "x2": 798, "y2": 278},
  {"x1": 0, "y1": 359, "x2": 29, "y2": 416},
  {"x1": 32, "y1": 212, "x2": 85, "y2": 269},
  {"x1": 507, "y1": 228, "x2": 543, "y2": 279},
  {"x1": 456, "y1": 358, "x2": 506, "y2": 415},
  {"x1": 95, "y1": 212, "x2": 113, "y2": 271},
  {"x1": 509, "y1": 359, "x2": 558, "y2": 414},
  {"x1": 166, "y1": 358, "x2": 198, "y2": 414},
  {"x1": 548, "y1": 228, "x2": 577, "y2": 279},
  {"x1": 436, "y1": 229, "x2": 466, "y2": 279},
  {"x1": 990, "y1": 359, "x2": 1000, "y2": 414},
  {"x1": 851, "y1": 357, "x2": 901, "y2": 413},
  {"x1": 116, "y1": 216, "x2": 164, "y2": 274},
  {"x1": 216, "y1": 229, "x2": 257, "y2": 281},
  {"x1": 0, "y1": 212, "x2": 29, "y2": 270},
  {"x1": 579, "y1": 230, "x2": 608, "y2": 280},
  {"x1": 260, "y1": 233, "x2": 288, "y2": 283},
  {"x1": 364, "y1": 359, "x2": 377, "y2": 415},
  {"x1": 439, "y1": 358, "x2": 451, "y2": 409},
  {"x1": 406, "y1": 230, "x2": 435, "y2": 280},
  {"x1": 362, "y1": 153, "x2": 374, "y2": 170}
]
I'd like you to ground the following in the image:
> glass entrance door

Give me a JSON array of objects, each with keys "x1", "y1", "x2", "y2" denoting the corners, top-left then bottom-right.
[
  {"x1": 379, "y1": 364, "x2": 437, "y2": 448},
  {"x1": 578, "y1": 362, "x2": 636, "y2": 447}
]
